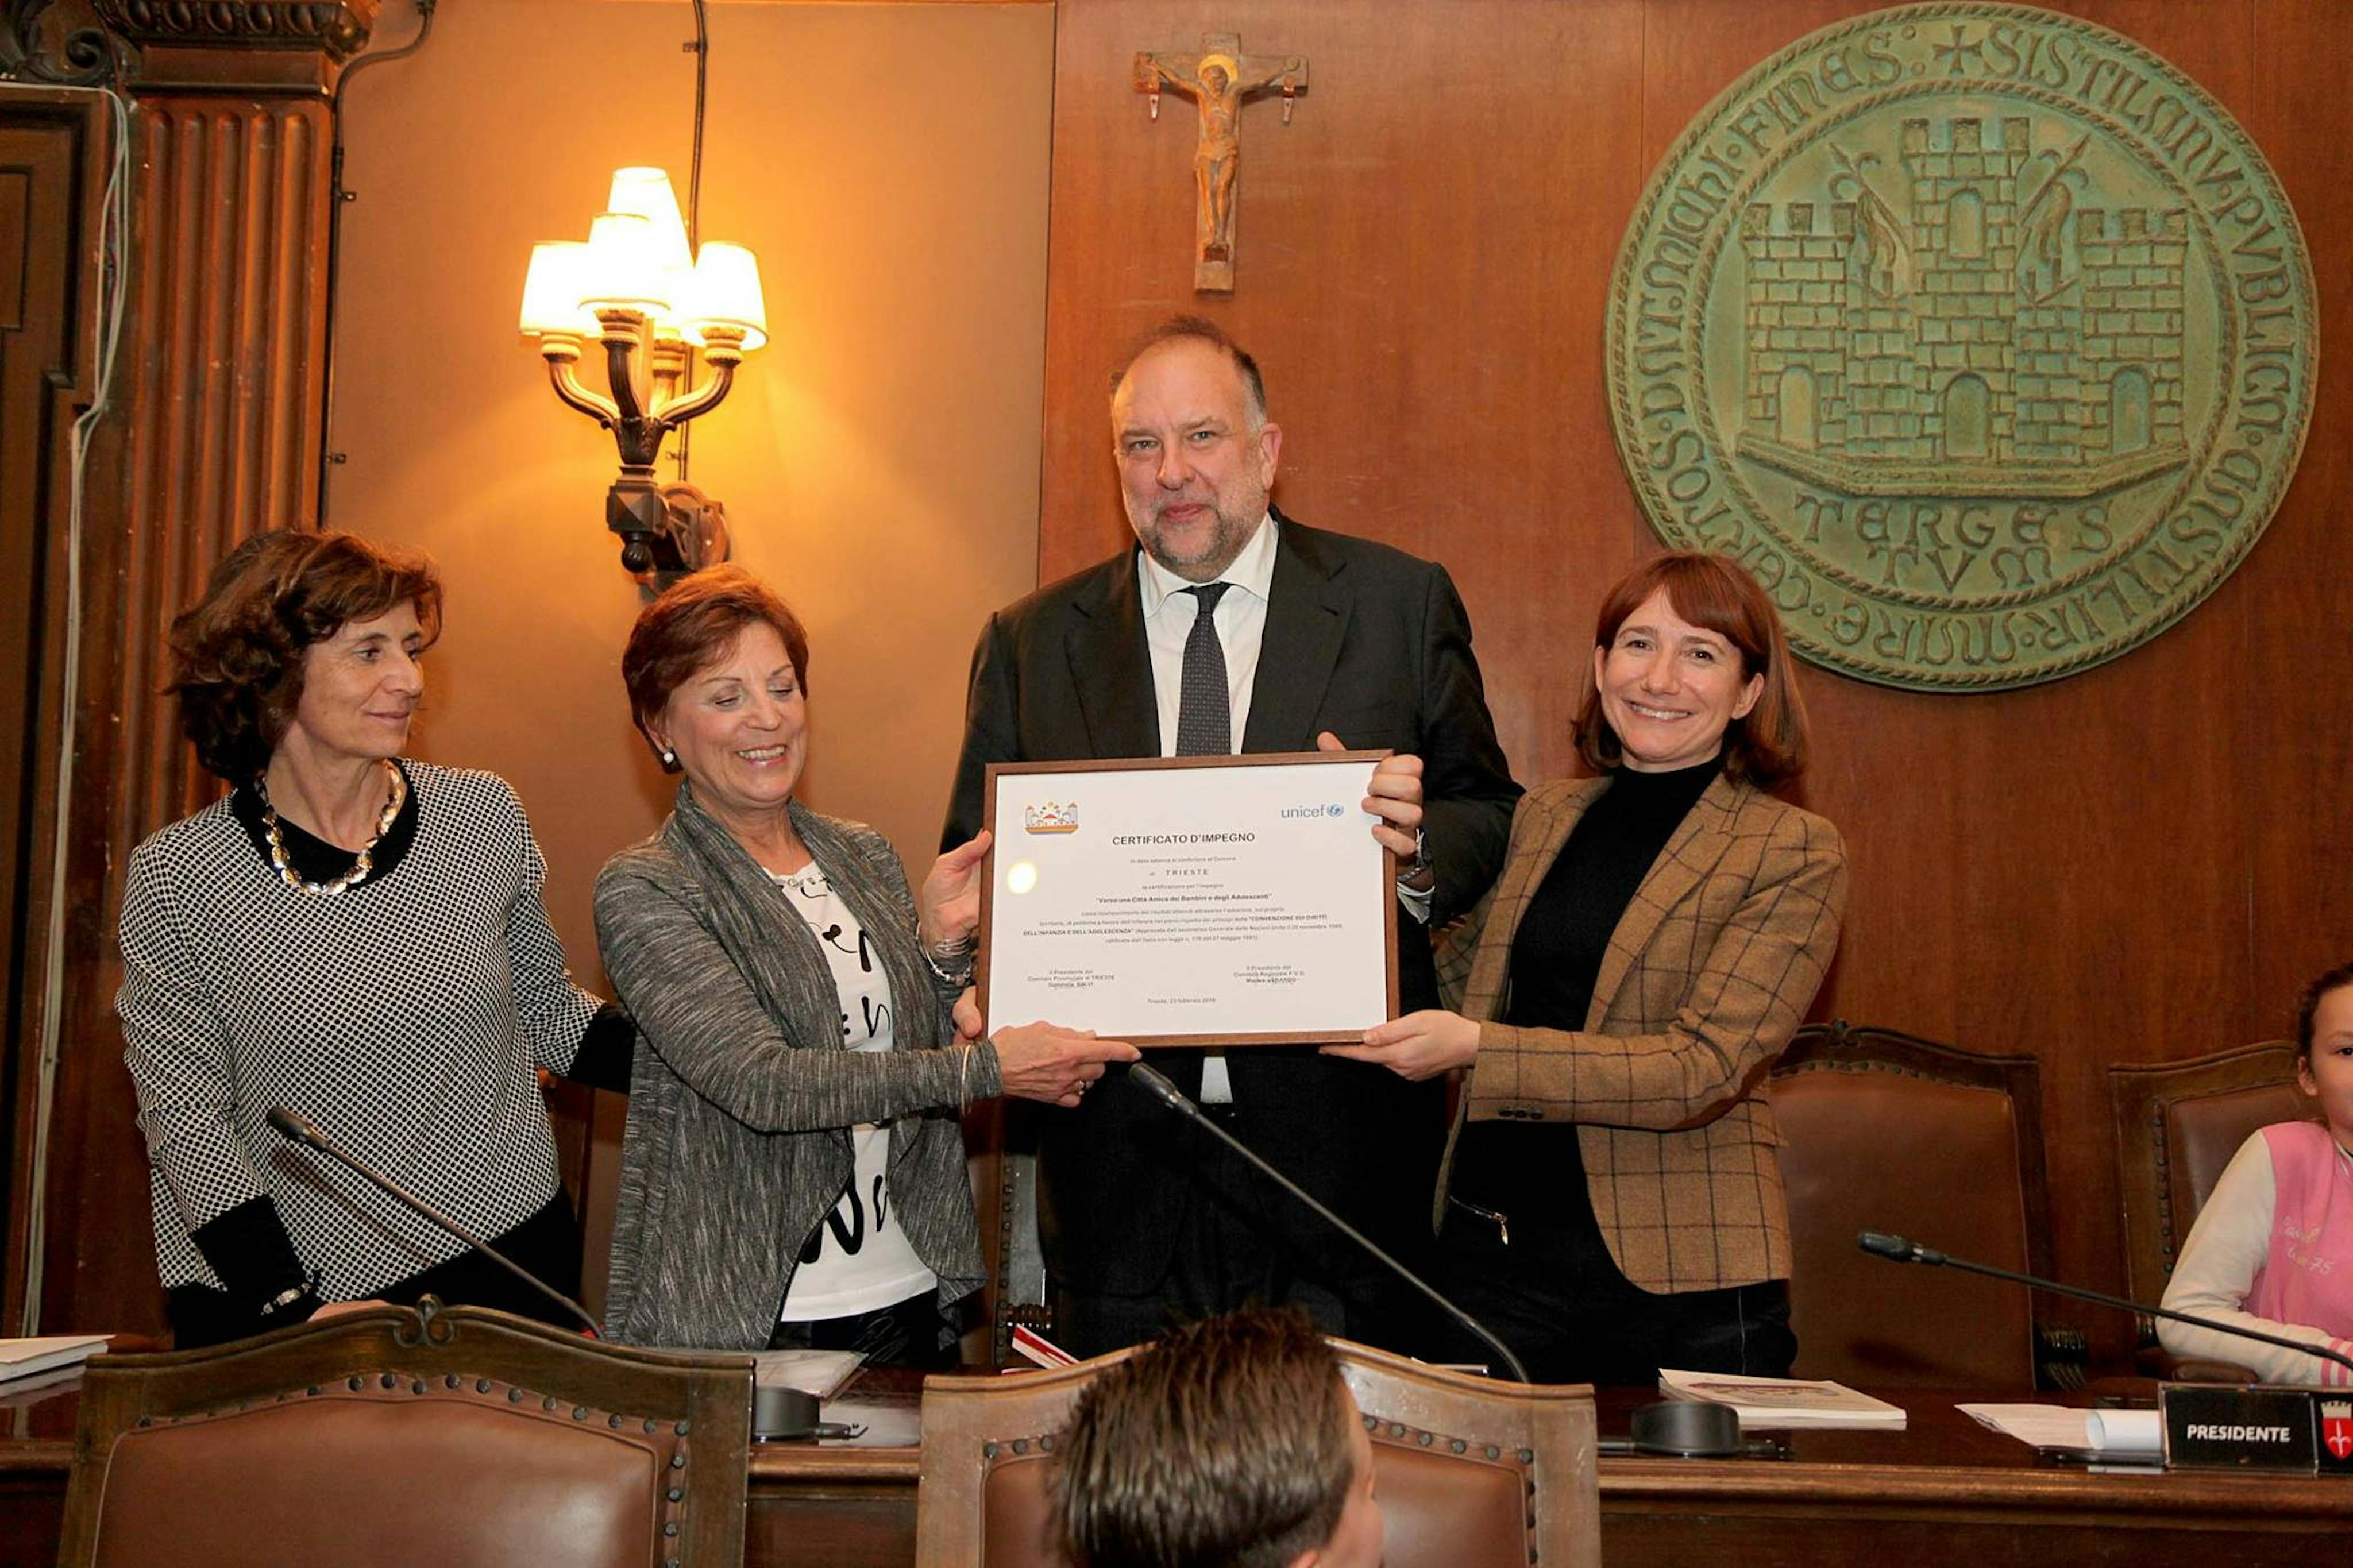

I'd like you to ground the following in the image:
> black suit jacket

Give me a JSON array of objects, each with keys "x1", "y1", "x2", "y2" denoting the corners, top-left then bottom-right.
[{"x1": 944, "y1": 515, "x2": 1520, "y2": 1296}]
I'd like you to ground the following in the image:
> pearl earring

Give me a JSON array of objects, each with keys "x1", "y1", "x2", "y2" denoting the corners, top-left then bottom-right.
[{"x1": 660, "y1": 748, "x2": 676, "y2": 766}]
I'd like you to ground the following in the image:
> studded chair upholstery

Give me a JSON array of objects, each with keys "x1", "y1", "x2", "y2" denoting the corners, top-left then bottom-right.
[
  {"x1": 1770, "y1": 1021, "x2": 2081, "y2": 1389},
  {"x1": 914, "y1": 1336, "x2": 1598, "y2": 1568},
  {"x1": 2111, "y1": 1040, "x2": 2316, "y2": 1378},
  {"x1": 56, "y1": 1299, "x2": 752, "y2": 1568}
]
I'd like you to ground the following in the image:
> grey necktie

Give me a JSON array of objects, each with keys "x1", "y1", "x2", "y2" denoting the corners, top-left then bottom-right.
[{"x1": 1174, "y1": 582, "x2": 1233, "y2": 756}]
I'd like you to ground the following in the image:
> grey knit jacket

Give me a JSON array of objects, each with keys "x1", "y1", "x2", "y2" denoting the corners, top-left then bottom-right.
[{"x1": 593, "y1": 785, "x2": 1002, "y2": 1349}]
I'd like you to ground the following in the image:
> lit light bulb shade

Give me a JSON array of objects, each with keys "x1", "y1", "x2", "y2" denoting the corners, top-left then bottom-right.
[
  {"x1": 654, "y1": 260, "x2": 696, "y2": 338},
  {"x1": 581, "y1": 211, "x2": 674, "y2": 316},
  {"x1": 606, "y1": 167, "x2": 694, "y2": 279},
  {"x1": 518, "y1": 241, "x2": 599, "y2": 337},
  {"x1": 683, "y1": 242, "x2": 769, "y2": 351}
]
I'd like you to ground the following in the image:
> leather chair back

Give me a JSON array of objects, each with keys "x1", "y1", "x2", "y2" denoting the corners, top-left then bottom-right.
[
  {"x1": 2111, "y1": 1042, "x2": 2315, "y2": 1312},
  {"x1": 57, "y1": 1300, "x2": 752, "y2": 1568},
  {"x1": 1770, "y1": 1022, "x2": 2058, "y2": 1389},
  {"x1": 917, "y1": 1338, "x2": 1598, "y2": 1568}
]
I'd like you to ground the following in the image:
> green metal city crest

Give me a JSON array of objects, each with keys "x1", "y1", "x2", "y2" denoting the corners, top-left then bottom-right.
[{"x1": 1606, "y1": 3, "x2": 2315, "y2": 689}]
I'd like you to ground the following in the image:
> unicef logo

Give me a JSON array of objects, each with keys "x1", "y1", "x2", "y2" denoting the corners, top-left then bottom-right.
[{"x1": 1278, "y1": 802, "x2": 1349, "y2": 820}]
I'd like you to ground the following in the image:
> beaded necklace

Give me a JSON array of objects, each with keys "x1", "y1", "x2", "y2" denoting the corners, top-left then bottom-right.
[{"x1": 259, "y1": 759, "x2": 406, "y2": 896}]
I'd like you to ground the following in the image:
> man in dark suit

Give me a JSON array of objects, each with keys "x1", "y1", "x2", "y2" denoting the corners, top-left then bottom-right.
[{"x1": 943, "y1": 317, "x2": 1519, "y2": 1355}]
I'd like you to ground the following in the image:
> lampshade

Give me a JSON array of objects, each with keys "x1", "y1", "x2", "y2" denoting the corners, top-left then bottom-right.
[
  {"x1": 518, "y1": 241, "x2": 599, "y2": 337},
  {"x1": 605, "y1": 168, "x2": 694, "y2": 279},
  {"x1": 581, "y1": 211, "x2": 674, "y2": 315},
  {"x1": 682, "y1": 242, "x2": 769, "y2": 351}
]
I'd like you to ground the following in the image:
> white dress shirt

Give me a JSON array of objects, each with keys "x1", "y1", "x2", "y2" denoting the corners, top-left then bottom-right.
[{"x1": 1137, "y1": 511, "x2": 1280, "y2": 757}]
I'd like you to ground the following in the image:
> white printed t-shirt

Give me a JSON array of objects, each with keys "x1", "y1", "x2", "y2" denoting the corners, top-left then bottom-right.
[{"x1": 769, "y1": 863, "x2": 938, "y2": 1321}]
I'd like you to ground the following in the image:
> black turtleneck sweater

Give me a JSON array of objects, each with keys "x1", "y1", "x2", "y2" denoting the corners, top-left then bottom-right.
[{"x1": 1450, "y1": 757, "x2": 1719, "y2": 1247}]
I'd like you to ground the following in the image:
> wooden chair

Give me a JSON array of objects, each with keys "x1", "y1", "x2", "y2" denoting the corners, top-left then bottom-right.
[
  {"x1": 915, "y1": 1337, "x2": 1598, "y2": 1568},
  {"x1": 1769, "y1": 1021, "x2": 2082, "y2": 1389},
  {"x1": 57, "y1": 1299, "x2": 753, "y2": 1567},
  {"x1": 2110, "y1": 1040, "x2": 2315, "y2": 1376}
]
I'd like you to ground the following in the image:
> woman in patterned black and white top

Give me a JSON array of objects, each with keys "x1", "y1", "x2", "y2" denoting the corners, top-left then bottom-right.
[
  {"x1": 595, "y1": 567, "x2": 1135, "y2": 1361},
  {"x1": 116, "y1": 530, "x2": 630, "y2": 1347}
]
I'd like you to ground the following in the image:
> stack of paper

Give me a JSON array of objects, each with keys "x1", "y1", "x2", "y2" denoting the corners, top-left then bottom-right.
[
  {"x1": 0, "y1": 1334, "x2": 109, "y2": 1392},
  {"x1": 1658, "y1": 1368, "x2": 1908, "y2": 1429}
]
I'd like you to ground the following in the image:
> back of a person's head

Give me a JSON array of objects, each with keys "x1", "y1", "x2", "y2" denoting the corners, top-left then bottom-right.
[{"x1": 1052, "y1": 1308, "x2": 1356, "y2": 1568}]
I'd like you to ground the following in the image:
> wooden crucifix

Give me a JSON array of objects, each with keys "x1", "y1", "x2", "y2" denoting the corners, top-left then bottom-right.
[{"x1": 1134, "y1": 31, "x2": 1308, "y2": 292}]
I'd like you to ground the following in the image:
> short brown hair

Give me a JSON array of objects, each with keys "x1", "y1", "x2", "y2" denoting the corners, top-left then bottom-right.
[
  {"x1": 167, "y1": 528, "x2": 442, "y2": 783},
  {"x1": 2295, "y1": 962, "x2": 2353, "y2": 1067},
  {"x1": 1571, "y1": 551, "x2": 1810, "y2": 787},
  {"x1": 1109, "y1": 314, "x2": 1268, "y2": 428},
  {"x1": 620, "y1": 565, "x2": 810, "y2": 771},
  {"x1": 1052, "y1": 1308, "x2": 1355, "y2": 1568}
]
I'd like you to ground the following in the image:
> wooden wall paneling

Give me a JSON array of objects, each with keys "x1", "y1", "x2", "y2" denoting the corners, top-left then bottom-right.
[
  {"x1": 1040, "y1": 1, "x2": 2350, "y2": 1367},
  {"x1": 0, "y1": 90, "x2": 107, "y2": 1337},
  {"x1": 30, "y1": 9, "x2": 358, "y2": 1333},
  {"x1": 2244, "y1": 0, "x2": 2353, "y2": 1038}
]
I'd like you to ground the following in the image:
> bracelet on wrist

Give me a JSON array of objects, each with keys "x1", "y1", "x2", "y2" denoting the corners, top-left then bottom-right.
[{"x1": 918, "y1": 919, "x2": 976, "y2": 986}]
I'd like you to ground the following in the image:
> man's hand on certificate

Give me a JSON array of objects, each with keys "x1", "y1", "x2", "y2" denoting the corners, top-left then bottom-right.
[
  {"x1": 1321, "y1": 1009, "x2": 1480, "y2": 1081},
  {"x1": 1316, "y1": 730, "x2": 1422, "y2": 856},
  {"x1": 993, "y1": 1023, "x2": 1141, "y2": 1107}
]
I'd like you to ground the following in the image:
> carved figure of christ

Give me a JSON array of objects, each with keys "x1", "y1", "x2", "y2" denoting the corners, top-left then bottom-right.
[{"x1": 1135, "y1": 34, "x2": 1307, "y2": 291}]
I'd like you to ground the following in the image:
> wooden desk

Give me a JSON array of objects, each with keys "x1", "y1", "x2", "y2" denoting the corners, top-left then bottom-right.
[{"x1": 9, "y1": 1377, "x2": 2348, "y2": 1565}]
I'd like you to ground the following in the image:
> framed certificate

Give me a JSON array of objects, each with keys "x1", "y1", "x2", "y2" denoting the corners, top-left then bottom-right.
[{"x1": 978, "y1": 752, "x2": 1399, "y2": 1046}]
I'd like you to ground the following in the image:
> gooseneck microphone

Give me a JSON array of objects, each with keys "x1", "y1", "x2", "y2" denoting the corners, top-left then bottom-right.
[
  {"x1": 1858, "y1": 1229, "x2": 2353, "y2": 1376},
  {"x1": 1127, "y1": 1064, "x2": 1532, "y2": 1384},
  {"x1": 267, "y1": 1106, "x2": 604, "y2": 1339}
]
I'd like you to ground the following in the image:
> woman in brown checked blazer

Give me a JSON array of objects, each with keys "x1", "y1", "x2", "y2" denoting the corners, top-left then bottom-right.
[{"x1": 1325, "y1": 553, "x2": 1846, "y2": 1382}]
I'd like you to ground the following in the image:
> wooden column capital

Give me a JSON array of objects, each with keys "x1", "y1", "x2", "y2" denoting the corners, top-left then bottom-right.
[{"x1": 90, "y1": 0, "x2": 380, "y2": 92}]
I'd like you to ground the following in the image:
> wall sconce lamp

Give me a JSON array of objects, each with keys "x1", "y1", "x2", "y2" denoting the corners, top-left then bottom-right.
[{"x1": 519, "y1": 168, "x2": 768, "y2": 580}]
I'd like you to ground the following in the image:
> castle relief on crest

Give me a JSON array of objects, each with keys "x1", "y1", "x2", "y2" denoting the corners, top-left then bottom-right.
[{"x1": 1607, "y1": 3, "x2": 2315, "y2": 689}]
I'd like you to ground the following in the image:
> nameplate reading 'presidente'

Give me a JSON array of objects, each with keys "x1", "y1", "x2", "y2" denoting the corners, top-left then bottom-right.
[
  {"x1": 978, "y1": 754, "x2": 1398, "y2": 1048},
  {"x1": 1606, "y1": 3, "x2": 2315, "y2": 690}
]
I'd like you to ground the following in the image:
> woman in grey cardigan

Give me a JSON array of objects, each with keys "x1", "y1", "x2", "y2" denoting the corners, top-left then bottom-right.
[{"x1": 596, "y1": 568, "x2": 1135, "y2": 1360}]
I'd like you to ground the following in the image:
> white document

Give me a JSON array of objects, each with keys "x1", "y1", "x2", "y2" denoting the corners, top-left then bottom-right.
[
  {"x1": 983, "y1": 756, "x2": 1392, "y2": 1044},
  {"x1": 2086, "y1": 1409, "x2": 2165, "y2": 1458},
  {"x1": 1958, "y1": 1402, "x2": 2164, "y2": 1459}
]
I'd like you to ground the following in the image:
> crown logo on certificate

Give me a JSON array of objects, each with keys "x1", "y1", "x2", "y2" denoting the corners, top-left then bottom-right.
[{"x1": 1023, "y1": 801, "x2": 1081, "y2": 835}]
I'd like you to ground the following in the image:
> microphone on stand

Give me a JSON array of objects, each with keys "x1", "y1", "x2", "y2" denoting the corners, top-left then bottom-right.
[
  {"x1": 267, "y1": 1106, "x2": 604, "y2": 1340},
  {"x1": 1127, "y1": 1063, "x2": 1531, "y2": 1385},
  {"x1": 1857, "y1": 1229, "x2": 2353, "y2": 1376}
]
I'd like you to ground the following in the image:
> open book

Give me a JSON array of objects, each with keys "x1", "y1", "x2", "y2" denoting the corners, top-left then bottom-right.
[{"x1": 1658, "y1": 1368, "x2": 1907, "y2": 1429}]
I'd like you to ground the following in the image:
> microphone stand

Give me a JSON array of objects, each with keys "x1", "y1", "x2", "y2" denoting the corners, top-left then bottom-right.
[
  {"x1": 268, "y1": 1107, "x2": 604, "y2": 1339},
  {"x1": 1857, "y1": 1230, "x2": 2353, "y2": 1376},
  {"x1": 1129, "y1": 1064, "x2": 1531, "y2": 1384}
]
